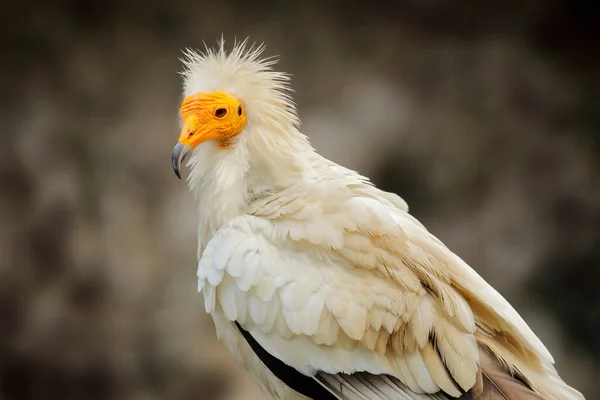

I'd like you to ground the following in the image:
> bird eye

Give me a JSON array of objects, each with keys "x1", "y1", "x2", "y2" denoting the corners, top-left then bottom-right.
[
  {"x1": 237, "y1": 105, "x2": 242, "y2": 116},
  {"x1": 215, "y1": 108, "x2": 227, "y2": 118}
]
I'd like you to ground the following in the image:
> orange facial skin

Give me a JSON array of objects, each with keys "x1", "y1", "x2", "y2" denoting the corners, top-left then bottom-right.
[{"x1": 177, "y1": 91, "x2": 247, "y2": 149}]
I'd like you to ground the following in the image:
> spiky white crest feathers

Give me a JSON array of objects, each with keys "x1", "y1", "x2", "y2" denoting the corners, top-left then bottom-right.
[{"x1": 180, "y1": 38, "x2": 300, "y2": 132}]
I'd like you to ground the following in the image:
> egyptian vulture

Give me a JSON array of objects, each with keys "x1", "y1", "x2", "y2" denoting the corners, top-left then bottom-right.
[{"x1": 170, "y1": 39, "x2": 585, "y2": 400}]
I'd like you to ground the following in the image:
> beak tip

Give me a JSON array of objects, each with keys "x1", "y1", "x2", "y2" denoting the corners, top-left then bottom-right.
[
  {"x1": 172, "y1": 154, "x2": 182, "y2": 179},
  {"x1": 172, "y1": 142, "x2": 190, "y2": 180}
]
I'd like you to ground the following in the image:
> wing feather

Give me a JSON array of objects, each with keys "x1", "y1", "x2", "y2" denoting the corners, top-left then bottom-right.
[
  {"x1": 316, "y1": 372, "x2": 451, "y2": 400},
  {"x1": 196, "y1": 182, "x2": 583, "y2": 399}
]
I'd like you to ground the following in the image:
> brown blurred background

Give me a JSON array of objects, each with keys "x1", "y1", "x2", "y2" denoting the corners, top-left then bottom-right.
[{"x1": 0, "y1": 1, "x2": 598, "y2": 399}]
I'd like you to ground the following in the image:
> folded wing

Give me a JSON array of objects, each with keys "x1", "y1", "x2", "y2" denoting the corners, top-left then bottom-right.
[{"x1": 198, "y1": 183, "x2": 583, "y2": 400}]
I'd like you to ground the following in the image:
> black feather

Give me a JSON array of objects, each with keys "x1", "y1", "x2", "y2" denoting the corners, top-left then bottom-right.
[{"x1": 235, "y1": 322, "x2": 338, "y2": 400}]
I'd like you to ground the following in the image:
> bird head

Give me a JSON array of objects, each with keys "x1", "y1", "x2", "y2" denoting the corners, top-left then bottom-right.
[
  {"x1": 172, "y1": 90, "x2": 247, "y2": 178},
  {"x1": 171, "y1": 39, "x2": 306, "y2": 183}
]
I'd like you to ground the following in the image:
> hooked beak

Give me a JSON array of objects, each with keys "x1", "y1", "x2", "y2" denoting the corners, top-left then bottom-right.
[{"x1": 172, "y1": 142, "x2": 191, "y2": 179}]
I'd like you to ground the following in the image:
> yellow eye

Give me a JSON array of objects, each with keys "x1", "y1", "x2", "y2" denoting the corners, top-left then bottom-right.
[{"x1": 215, "y1": 108, "x2": 227, "y2": 118}]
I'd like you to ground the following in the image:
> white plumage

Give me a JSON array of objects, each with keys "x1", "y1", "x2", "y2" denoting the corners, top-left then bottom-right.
[{"x1": 171, "y1": 39, "x2": 585, "y2": 400}]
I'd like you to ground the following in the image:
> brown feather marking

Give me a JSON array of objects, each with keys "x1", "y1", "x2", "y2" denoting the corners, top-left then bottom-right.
[
  {"x1": 465, "y1": 346, "x2": 546, "y2": 400},
  {"x1": 361, "y1": 326, "x2": 382, "y2": 352},
  {"x1": 475, "y1": 331, "x2": 540, "y2": 390},
  {"x1": 471, "y1": 368, "x2": 484, "y2": 396},
  {"x1": 458, "y1": 288, "x2": 544, "y2": 374},
  {"x1": 375, "y1": 329, "x2": 390, "y2": 355},
  {"x1": 388, "y1": 327, "x2": 418, "y2": 355}
]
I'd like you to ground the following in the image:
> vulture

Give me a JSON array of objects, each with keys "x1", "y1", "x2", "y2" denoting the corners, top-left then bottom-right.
[{"x1": 170, "y1": 39, "x2": 585, "y2": 400}]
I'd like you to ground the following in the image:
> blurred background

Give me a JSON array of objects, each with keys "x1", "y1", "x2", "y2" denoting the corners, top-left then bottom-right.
[{"x1": 1, "y1": 1, "x2": 598, "y2": 399}]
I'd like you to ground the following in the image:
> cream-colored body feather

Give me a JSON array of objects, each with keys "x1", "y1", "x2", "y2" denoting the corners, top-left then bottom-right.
[{"x1": 179, "y1": 40, "x2": 585, "y2": 400}]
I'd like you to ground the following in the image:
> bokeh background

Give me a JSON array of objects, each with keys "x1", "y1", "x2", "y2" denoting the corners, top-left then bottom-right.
[{"x1": 1, "y1": 1, "x2": 598, "y2": 399}]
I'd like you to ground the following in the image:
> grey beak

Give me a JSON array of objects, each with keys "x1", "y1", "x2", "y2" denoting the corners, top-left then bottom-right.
[{"x1": 172, "y1": 142, "x2": 191, "y2": 179}]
